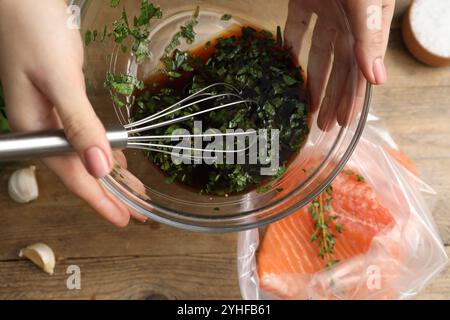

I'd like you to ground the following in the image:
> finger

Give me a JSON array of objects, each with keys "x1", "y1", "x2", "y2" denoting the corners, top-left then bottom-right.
[
  {"x1": 344, "y1": 0, "x2": 394, "y2": 85},
  {"x1": 44, "y1": 155, "x2": 130, "y2": 227},
  {"x1": 100, "y1": 182, "x2": 148, "y2": 223},
  {"x1": 35, "y1": 65, "x2": 113, "y2": 179}
]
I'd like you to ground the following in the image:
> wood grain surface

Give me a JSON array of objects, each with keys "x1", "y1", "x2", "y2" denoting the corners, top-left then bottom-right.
[{"x1": 0, "y1": 20, "x2": 449, "y2": 299}]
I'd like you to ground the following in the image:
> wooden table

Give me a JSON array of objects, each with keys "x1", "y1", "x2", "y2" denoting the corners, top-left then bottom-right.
[{"x1": 0, "y1": 25, "x2": 449, "y2": 299}]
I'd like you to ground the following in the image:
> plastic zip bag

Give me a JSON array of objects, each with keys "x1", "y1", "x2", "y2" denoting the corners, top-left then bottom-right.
[{"x1": 237, "y1": 114, "x2": 448, "y2": 300}]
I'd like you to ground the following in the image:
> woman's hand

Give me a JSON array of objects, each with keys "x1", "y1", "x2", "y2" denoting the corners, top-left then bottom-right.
[
  {"x1": 286, "y1": 0, "x2": 395, "y2": 130},
  {"x1": 0, "y1": 0, "x2": 146, "y2": 226}
]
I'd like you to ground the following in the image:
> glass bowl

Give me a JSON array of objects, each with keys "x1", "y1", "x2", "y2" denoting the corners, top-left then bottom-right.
[{"x1": 73, "y1": 0, "x2": 371, "y2": 232}]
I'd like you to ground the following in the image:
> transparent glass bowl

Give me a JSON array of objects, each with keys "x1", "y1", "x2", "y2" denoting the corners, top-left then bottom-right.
[{"x1": 74, "y1": 0, "x2": 371, "y2": 232}]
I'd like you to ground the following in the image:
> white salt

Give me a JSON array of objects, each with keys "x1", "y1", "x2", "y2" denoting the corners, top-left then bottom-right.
[{"x1": 410, "y1": 0, "x2": 450, "y2": 58}]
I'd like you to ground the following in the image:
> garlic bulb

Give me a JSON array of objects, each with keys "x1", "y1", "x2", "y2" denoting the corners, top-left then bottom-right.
[
  {"x1": 8, "y1": 166, "x2": 39, "y2": 203},
  {"x1": 19, "y1": 242, "x2": 55, "y2": 275}
]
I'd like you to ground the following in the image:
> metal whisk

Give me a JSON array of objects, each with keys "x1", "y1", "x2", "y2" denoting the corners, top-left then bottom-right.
[{"x1": 0, "y1": 83, "x2": 257, "y2": 162}]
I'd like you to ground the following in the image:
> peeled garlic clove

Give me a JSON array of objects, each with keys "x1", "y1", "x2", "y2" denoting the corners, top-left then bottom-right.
[
  {"x1": 19, "y1": 243, "x2": 55, "y2": 275},
  {"x1": 8, "y1": 166, "x2": 39, "y2": 203}
]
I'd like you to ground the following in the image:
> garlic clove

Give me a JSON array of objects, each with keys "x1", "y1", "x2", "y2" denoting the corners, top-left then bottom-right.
[
  {"x1": 19, "y1": 243, "x2": 55, "y2": 275},
  {"x1": 8, "y1": 166, "x2": 39, "y2": 204}
]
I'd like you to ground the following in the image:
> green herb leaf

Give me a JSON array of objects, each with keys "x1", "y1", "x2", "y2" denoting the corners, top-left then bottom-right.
[
  {"x1": 0, "y1": 83, "x2": 9, "y2": 134},
  {"x1": 283, "y1": 74, "x2": 298, "y2": 86},
  {"x1": 256, "y1": 184, "x2": 272, "y2": 194},
  {"x1": 309, "y1": 186, "x2": 343, "y2": 268},
  {"x1": 160, "y1": 6, "x2": 199, "y2": 78},
  {"x1": 164, "y1": 175, "x2": 177, "y2": 184},
  {"x1": 85, "y1": 30, "x2": 92, "y2": 46},
  {"x1": 104, "y1": 72, "x2": 144, "y2": 96},
  {"x1": 221, "y1": 14, "x2": 232, "y2": 21},
  {"x1": 167, "y1": 71, "x2": 182, "y2": 78},
  {"x1": 134, "y1": 1, "x2": 162, "y2": 27}
]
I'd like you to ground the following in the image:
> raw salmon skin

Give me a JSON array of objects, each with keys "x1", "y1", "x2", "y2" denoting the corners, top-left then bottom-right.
[{"x1": 257, "y1": 169, "x2": 396, "y2": 299}]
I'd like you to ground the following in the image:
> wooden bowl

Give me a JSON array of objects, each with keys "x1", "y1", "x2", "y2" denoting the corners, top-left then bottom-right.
[{"x1": 402, "y1": 2, "x2": 450, "y2": 67}]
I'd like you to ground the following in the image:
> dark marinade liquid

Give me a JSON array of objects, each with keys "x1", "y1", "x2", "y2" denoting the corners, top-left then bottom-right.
[{"x1": 134, "y1": 26, "x2": 310, "y2": 196}]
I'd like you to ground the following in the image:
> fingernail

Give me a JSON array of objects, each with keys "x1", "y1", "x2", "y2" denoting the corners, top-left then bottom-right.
[
  {"x1": 84, "y1": 146, "x2": 111, "y2": 178},
  {"x1": 135, "y1": 214, "x2": 148, "y2": 223},
  {"x1": 373, "y1": 58, "x2": 387, "y2": 84}
]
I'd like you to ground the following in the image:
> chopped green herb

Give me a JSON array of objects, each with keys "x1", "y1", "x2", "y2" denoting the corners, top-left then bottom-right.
[
  {"x1": 274, "y1": 165, "x2": 287, "y2": 179},
  {"x1": 356, "y1": 174, "x2": 365, "y2": 182},
  {"x1": 164, "y1": 175, "x2": 177, "y2": 184},
  {"x1": 111, "y1": 0, "x2": 120, "y2": 8},
  {"x1": 104, "y1": 72, "x2": 144, "y2": 108},
  {"x1": 221, "y1": 14, "x2": 232, "y2": 21},
  {"x1": 283, "y1": 74, "x2": 298, "y2": 86},
  {"x1": 112, "y1": 9, "x2": 131, "y2": 43},
  {"x1": 228, "y1": 166, "x2": 254, "y2": 193},
  {"x1": 134, "y1": 1, "x2": 162, "y2": 27},
  {"x1": 0, "y1": 83, "x2": 9, "y2": 134},
  {"x1": 85, "y1": 1, "x2": 162, "y2": 64},
  {"x1": 160, "y1": 7, "x2": 199, "y2": 78},
  {"x1": 135, "y1": 26, "x2": 309, "y2": 194},
  {"x1": 0, "y1": 82, "x2": 10, "y2": 171}
]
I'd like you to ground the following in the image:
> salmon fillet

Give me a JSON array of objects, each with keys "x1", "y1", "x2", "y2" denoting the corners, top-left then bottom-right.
[{"x1": 257, "y1": 170, "x2": 395, "y2": 299}]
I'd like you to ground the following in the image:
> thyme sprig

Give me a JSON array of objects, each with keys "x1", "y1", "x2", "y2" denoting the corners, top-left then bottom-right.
[{"x1": 309, "y1": 186, "x2": 343, "y2": 268}]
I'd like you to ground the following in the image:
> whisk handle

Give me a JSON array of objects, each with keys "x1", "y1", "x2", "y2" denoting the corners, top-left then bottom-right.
[{"x1": 0, "y1": 126, "x2": 128, "y2": 161}]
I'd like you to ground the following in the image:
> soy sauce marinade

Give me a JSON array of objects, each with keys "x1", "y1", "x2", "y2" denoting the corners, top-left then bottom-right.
[{"x1": 133, "y1": 26, "x2": 310, "y2": 195}]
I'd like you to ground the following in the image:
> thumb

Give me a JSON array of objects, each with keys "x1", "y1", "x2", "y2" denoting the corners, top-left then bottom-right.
[
  {"x1": 37, "y1": 66, "x2": 114, "y2": 179},
  {"x1": 345, "y1": 0, "x2": 394, "y2": 85}
]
